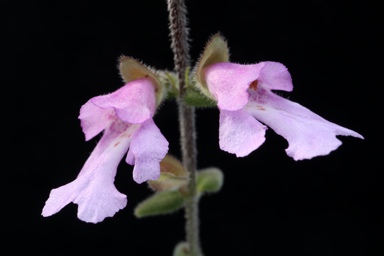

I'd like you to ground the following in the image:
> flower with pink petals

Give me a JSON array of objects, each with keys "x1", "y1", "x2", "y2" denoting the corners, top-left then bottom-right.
[
  {"x1": 195, "y1": 34, "x2": 363, "y2": 160},
  {"x1": 42, "y1": 73, "x2": 168, "y2": 223},
  {"x1": 203, "y1": 61, "x2": 363, "y2": 160}
]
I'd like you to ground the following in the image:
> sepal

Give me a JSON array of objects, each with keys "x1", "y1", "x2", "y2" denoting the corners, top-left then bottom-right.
[
  {"x1": 134, "y1": 190, "x2": 185, "y2": 218},
  {"x1": 185, "y1": 66, "x2": 216, "y2": 107},
  {"x1": 193, "y1": 33, "x2": 230, "y2": 99}
]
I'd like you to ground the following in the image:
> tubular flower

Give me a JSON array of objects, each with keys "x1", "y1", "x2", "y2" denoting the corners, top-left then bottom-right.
[
  {"x1": 201, "y1": 61, "x2": 364, "y2": 160},
  {"x1": 42, "y1": 77, "x2": 169, "y2": 223}
]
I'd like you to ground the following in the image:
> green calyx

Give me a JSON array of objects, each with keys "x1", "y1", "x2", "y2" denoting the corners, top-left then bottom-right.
[
  {"x1": 158, "y1": 67, "x2": 217, "y2": 107},
  {"x1": 184, "y1": 87, "x2": 217, "y2": 107},
  {"x1": 192, "y1": 32, "x2": 230, "y2": 100}
]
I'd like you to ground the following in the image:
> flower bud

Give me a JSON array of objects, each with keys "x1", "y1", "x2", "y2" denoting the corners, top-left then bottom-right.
[{"x1": 196, "y1": 167, "x2": 224, "y2": 194}]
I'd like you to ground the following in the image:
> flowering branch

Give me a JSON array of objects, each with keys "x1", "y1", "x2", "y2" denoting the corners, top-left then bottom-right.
[{"x1": 40, "y1": 2, "x2": 364, "y2": 255}]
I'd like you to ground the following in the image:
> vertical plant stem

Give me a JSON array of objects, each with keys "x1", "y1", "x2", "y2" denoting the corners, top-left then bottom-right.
[{"x1": 166, "y1": 0, "x2": 202, "y2": 255}]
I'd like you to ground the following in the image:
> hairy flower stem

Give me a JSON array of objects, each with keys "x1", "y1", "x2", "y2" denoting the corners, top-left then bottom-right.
[{"x1": 166, "y1": 0, "x2": 203, "y2": 255}]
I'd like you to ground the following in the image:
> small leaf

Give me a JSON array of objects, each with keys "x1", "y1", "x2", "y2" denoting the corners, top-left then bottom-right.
[
  {"x1": 197, "y1": 167, "x2": 224, "y2": 194},
  {"x1": 134, "y1": 190, "x2": 185, "y2": 218},
  {"x1": 173, "y1": 242, "x2": 190, "y2": 256}
]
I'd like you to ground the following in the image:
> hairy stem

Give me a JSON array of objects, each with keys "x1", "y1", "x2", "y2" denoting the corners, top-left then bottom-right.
[{"x1": 166, "y1": 0, "x2": 202, "y2": 255}]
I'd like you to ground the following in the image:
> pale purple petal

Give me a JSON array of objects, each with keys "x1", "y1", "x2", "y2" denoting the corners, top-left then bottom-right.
[
  {"x1": 91, "y1": 78, "x2": 156, "y2": 124},
  {"x1": 42, "y1": 120, "x2": 139, "y2": 223},
  {"x1": 219, "y1": 109, "x2": 267, "y2": 157},
  {"x1": 42, "y1": 176, "x2": 127, "y2": 224},
  {"x1": 78, "y1": 100, "x2": 115, "y2": 141},
  {"x1": 204, "y1": 62, "x2": 265, "y2": 111},
  {"x1": 257, "y1": 62, "x2": 293, "y2": 92},
  {"x1": 126, "y1": 118, "x2": 169, "y2": 184},
  {"x1": 246, "y1": 89, "x2": 364, "y2": 160}
]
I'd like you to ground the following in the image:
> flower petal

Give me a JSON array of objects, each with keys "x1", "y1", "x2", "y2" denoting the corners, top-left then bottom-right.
[
  {"x1": 219, "y1": 109, "x2": 267, "y2": 157},
  {"x1": 42, "y1": 120, "x2": 139, "y2": 223},
  {"x1": 79, "y1": 100, "x2": 115, "y2": 141},
  {"x1": 126, "y1": 118, "x2": 169, "y2": 184},
  {"x1": 246, "y1": 90, "x2": 364, "y2": 160},
  {"x1": 258, "y1": 61, "x2": 293, "y2": 92},
  {"x1": 42, "y1": 176, "x2": 127, "y2": 224},
  {"x1": 91, "y1": 78, "x2": 156, "y2": 124},
  {"x1": 204, "y1": 62, "x2": 265, "y2": 111}
]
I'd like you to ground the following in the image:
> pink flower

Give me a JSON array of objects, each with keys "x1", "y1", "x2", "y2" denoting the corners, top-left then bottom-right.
[
  {"x1": 42, "y1": 78, "x2": 169, "y2": 223},
  {"x1": 203, "y1": 61, "x2": 364, "y2": 160}
]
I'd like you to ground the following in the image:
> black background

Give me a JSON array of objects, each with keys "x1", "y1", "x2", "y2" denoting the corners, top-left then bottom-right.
[{"x1": 3, "y1": 0, "x2": 383, "y2": 255}]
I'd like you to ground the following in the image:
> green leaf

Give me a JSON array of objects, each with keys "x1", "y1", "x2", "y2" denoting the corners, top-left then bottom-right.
[
  {"x1": 134, "y1": 190, "x2": 185, "y2": 218},
  {"x1": 173, "y1": 242, "x2": 190, "y2": 256},
  {"x1": 197, "y1": 167, "x2": 224, "y2": 194}
]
